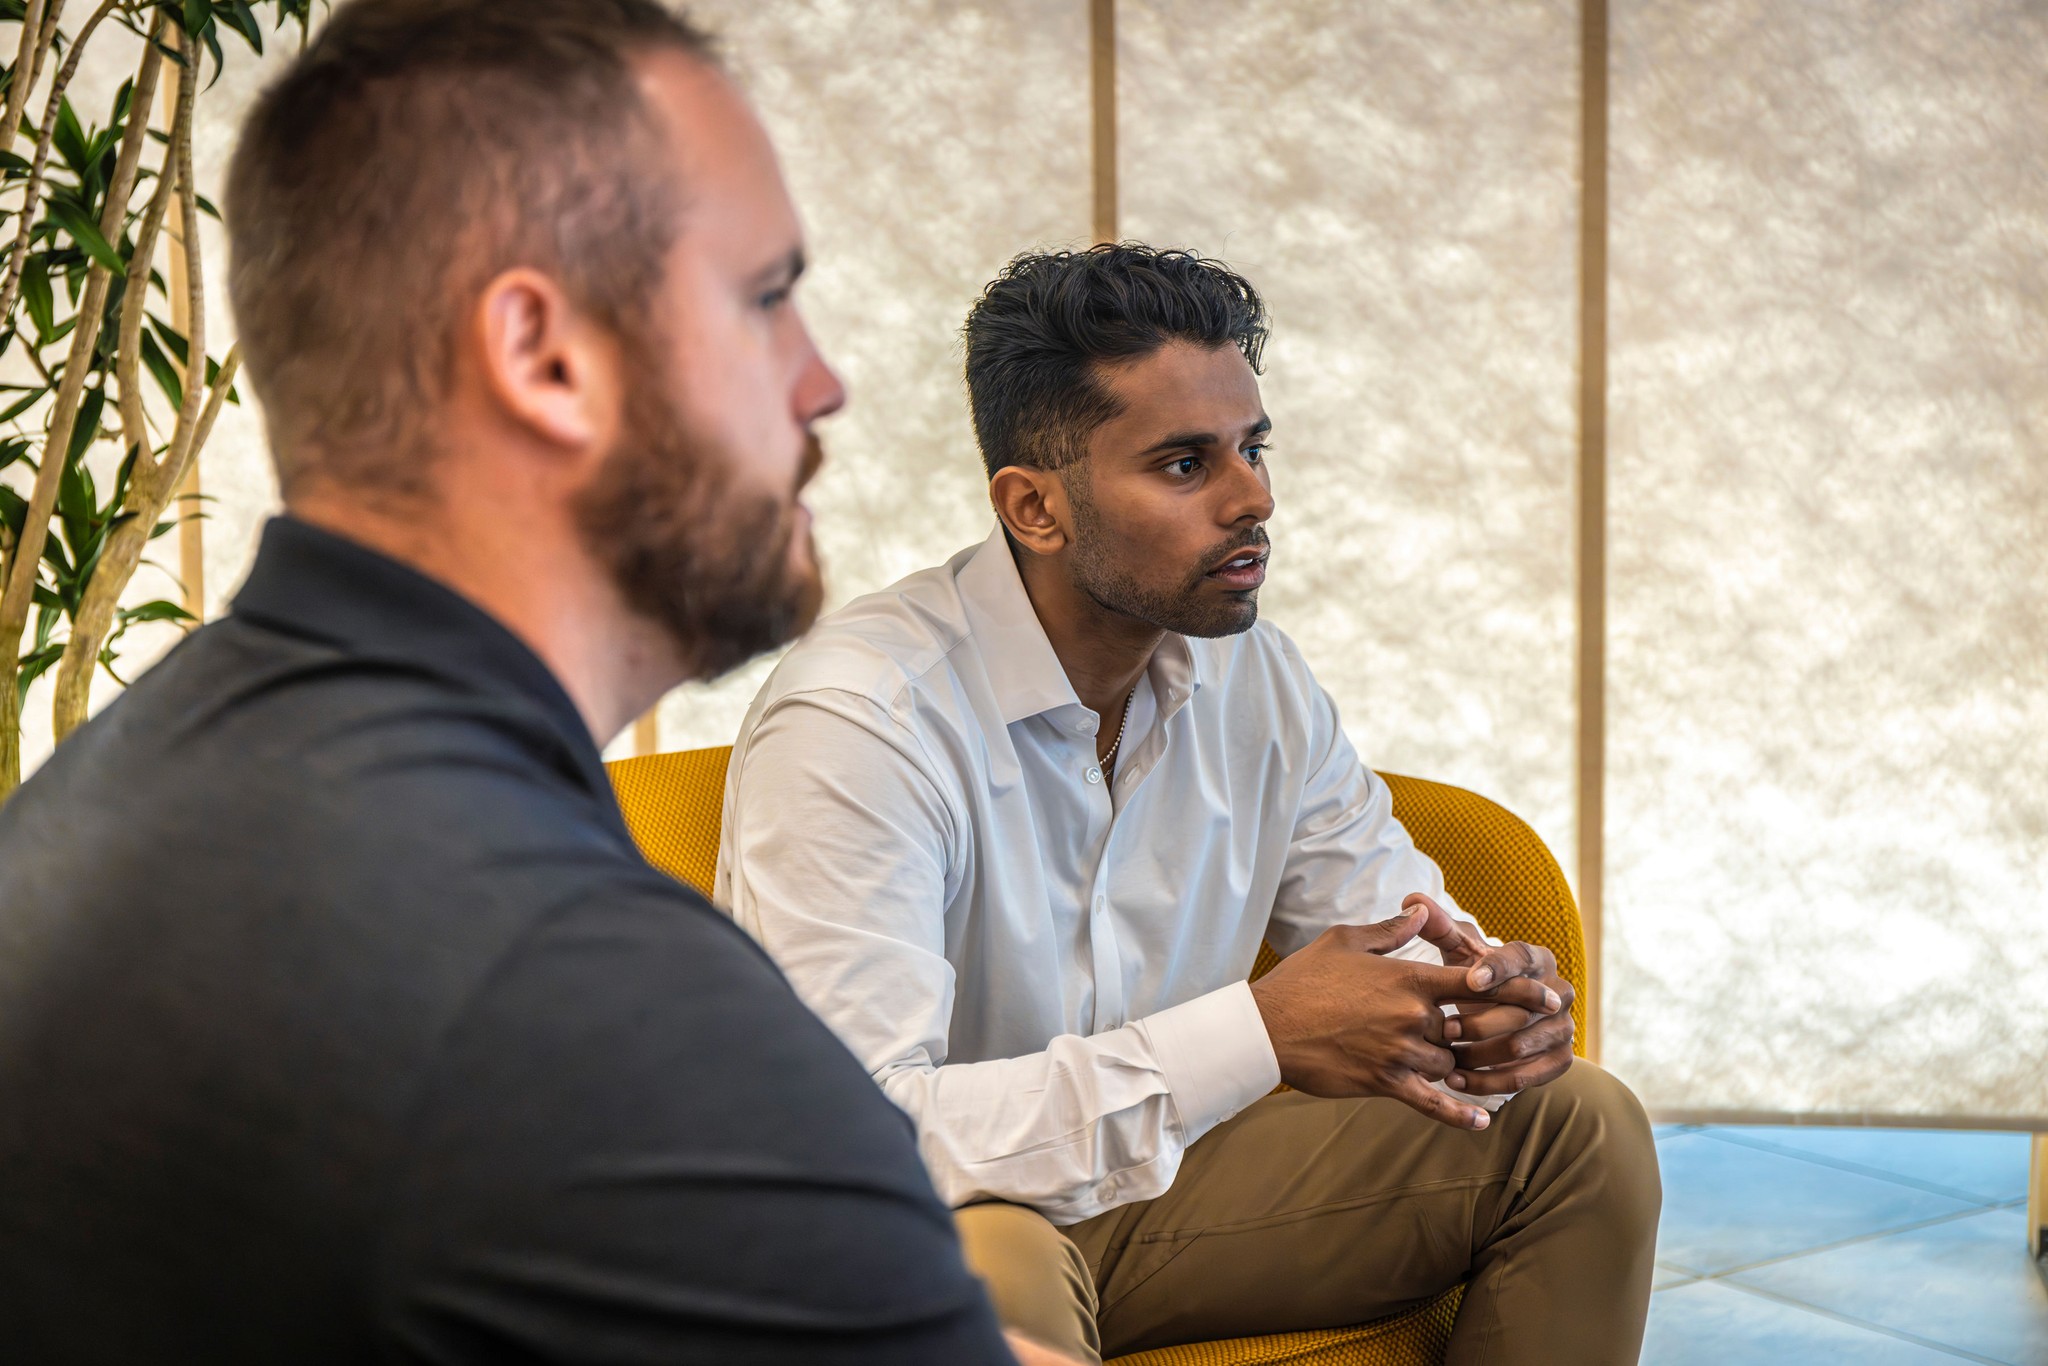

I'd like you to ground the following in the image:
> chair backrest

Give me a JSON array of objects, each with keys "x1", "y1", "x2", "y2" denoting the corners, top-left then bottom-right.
[
  {"x1": 608, "y1": 745, "x2": 732, "y2": 898},
  {"x1": 608, "y1": 748, "x2": 1587, "y2": 1055}
]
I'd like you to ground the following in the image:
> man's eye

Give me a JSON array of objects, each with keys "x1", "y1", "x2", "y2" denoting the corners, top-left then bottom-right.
[
  {"x1": 1244, "y1": 443, "x2": 1268, "y2": 464},
  {"x1": 1170, "y1": 456, "x2": 1202, "y2": 477},
  {"x1": 759, "y1": 287, "x2": 792, "y2": 310}
]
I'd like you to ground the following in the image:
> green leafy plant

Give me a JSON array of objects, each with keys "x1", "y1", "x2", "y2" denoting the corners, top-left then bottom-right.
[{"x1": 0, "y1": 0, "x2": 316, "y2": 800}]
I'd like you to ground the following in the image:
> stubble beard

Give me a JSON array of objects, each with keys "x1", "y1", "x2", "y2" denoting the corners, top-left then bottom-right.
[
  {"x1": 572, "y1": 361, "x2": 825, "y2": 683},
  {"x1": 1066, "y1": 478, "x2": 1263, "y2": 640}
]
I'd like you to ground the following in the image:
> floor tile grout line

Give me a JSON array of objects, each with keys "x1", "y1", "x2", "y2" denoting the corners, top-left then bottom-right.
[
  {"x1": 1709, "y1": 1278, "x2": 2010, "y2": 1364},
  {"x1": 1697, "y1": 1128, "x2": 2026, "y2": 1207},
  {"x1": 1662, "y1": 1203, "x2": 2015, "y2": 1282}
]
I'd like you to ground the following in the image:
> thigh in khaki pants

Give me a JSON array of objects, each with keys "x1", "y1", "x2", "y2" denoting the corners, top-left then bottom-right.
[{"x1": 956, "y1": 1059, "x2": 1660, "y2": 1366}]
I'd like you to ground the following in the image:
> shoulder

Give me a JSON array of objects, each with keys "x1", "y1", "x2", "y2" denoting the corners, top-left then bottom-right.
[
  {"x1": 379, "y1": 875, "x2": 1003, "y2": 1349},
  {"x1": 747, "y1": 548, "x2": 985, "y2": 731}
]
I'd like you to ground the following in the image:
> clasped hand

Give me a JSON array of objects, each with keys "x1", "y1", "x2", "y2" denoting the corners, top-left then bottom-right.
[{"x1": 1248, "y1": 894, "x2": 1575, "y2": 1131}]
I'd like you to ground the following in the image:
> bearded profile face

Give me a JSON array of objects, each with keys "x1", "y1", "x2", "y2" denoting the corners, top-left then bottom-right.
[{"x1": 573, "y1": 346, "x2": 826, "y2": 682}]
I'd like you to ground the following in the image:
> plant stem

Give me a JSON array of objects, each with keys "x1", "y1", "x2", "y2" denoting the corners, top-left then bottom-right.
[
  {"x1": 0, "y1": 4, "x2": 130, "y2": 796},
  {"x1": 50, "y1": 346, "x2": 235, "y2": 740},
  {"x1": 49, "y1": 23, "x2": 197, "y2": 744},
  {"x1": 1, "y1": 0, "x2": 56, "y2": 157},
  {"x1": 0, "y1": 0, "x2": 118, "y2": 331}
]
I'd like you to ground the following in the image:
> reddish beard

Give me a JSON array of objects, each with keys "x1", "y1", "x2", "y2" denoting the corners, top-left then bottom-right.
[{"x1": 572, "y1": 368, "x2": 825, "y2": 682}]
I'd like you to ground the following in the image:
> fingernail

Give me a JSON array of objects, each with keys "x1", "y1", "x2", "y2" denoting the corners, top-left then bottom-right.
[
  {"x1": 1444, "y1": 1019, "x2": 1462, "y2": 1040},
  {"x1": 1472, "y1": 1111, "x2": 1490, "y2": 1130},
  {"x1": 1545, "y1": 989, "x2": 1562, "y2": 1012},
  {"x1": 1471, "y1": 966, "x2": 1495, "y2": 989},
  {"x1": 1447, "y1": 1073, "x2": 1466, "y2": 1090}
]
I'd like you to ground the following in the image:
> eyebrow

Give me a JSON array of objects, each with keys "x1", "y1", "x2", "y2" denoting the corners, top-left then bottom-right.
[{"x1": 1132, "y1": 414, "x2": 1272, "y2": 459}]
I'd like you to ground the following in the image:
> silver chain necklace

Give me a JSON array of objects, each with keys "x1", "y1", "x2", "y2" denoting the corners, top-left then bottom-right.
[{"x1": 1100, "y1": 688, "x2": 1136, "y2": 772}]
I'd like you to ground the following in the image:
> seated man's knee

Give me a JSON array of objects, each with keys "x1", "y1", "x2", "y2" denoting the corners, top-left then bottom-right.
[
  {"x1": 954, "y1": 1202, "x2": 1100, "y2": 1363},
  {"x1": 1541, "y1": 1058, "x2": 1662, "y2": 1236}
]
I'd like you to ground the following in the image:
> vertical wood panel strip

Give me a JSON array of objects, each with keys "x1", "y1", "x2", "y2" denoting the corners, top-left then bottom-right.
[
  {"x1": 1090, "y1": 0, "x2": 1117, "y2": 244},
  {"x1": 1576, "y1": 0, "x2": 1609, "y2": 1064},
  {"x1": 2030, "y1": 1133, "x2": 2046, "y2": 1265}
]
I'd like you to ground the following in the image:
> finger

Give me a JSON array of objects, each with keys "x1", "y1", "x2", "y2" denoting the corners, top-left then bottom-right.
[
  {"x1": 1337, "y1": 903, "x2": 1430, "y2": 957},
  {"x1": 1449, "y1": 1043, "x2": 1574, "y2": 1096},
  {"x1": 1444, "y1": 1003, "x2": 1535, "y2": 1043},
  {"x1": 1390, "y1": 1070, "x2": 1491, "y2": 1131},
  {"x1": 1463, "y1": 940, "x2": 1547, "y2": 993},
  {"x1": 1403, "y1": 892, "x2": 1486, "y2": 961},
  {"x1": 1450, "y1": 1012, "x2": 1574, "y2": 1070},
  {"x1": 1403, "y1": 1040, "x2": 1457, "y2": 1081},
  {"x1": 1433, "y1": 972, "x2": 1563, "y2": 1017}
]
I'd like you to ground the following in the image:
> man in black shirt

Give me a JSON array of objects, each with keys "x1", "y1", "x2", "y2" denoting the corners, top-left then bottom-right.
[{"x1": 0, "y1": 2, "x2": 1042, "y2": 1361}]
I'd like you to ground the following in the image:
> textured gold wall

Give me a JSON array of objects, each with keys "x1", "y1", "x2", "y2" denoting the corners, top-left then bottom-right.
[
  {"x1": 1605, "y1": 0, "x2": 2048, "y2": 1121},
  {"x1": 1120, "y1": 0, "x2": 1583, "y2": 869}
]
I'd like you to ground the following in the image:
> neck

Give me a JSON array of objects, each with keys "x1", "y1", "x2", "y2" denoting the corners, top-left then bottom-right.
[
  {"x1": 289, "y1": 488, "x2": 684, "y2": 746},
  {"x1": 1012, "y1": 543, "x2": 1163, "y2": 736}
]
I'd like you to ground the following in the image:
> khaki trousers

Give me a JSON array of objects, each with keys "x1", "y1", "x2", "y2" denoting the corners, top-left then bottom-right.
[{"x1": 956, "y1": 1059, "x2": 1660, "y2": 1366}]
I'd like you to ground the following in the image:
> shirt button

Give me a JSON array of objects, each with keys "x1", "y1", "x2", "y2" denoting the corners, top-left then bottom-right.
[
  {"x1": 1081, "y1": 718, "x2": 1099, "y2": 735},
  {"x1": 1098, "y1": 1177, "x2": 1120, "y2": 1199},
  {"x1": 1085, "y1": 766, "x2": 1102, "y2": 784}
]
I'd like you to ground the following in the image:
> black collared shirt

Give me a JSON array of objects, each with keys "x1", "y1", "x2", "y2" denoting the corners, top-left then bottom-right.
[{"x1": 0, "y1": 518, "x2": 1008, "y2": 1364}]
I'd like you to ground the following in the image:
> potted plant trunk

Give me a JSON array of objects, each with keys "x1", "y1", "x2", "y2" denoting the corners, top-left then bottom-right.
[{"x1": 0, "y1": 0, "x2": 315, "y2": 802}]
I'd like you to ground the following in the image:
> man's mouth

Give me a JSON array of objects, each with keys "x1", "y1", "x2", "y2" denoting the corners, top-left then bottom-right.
[{"x1": 1204, "y1": 547, "x2": 1268, "y2": 590}]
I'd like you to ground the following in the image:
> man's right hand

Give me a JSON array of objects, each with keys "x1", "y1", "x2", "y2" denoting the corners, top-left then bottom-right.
[{"x1": 1247, "y1": 905, "x2": 1562, "y2": 1131}]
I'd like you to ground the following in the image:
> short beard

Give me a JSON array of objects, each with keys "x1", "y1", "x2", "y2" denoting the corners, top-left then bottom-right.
[
  {"x1": 571, "y1": 357, "x2": 824, "y2": 682},
  {"x1": 1066, "y1": 473, "x2": 1264, "y2": 639}
]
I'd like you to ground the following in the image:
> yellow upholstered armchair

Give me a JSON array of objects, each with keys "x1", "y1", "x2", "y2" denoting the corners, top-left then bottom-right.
[{"x1": 608, "y1": 746, "x2": 1590, "y2": 1366}]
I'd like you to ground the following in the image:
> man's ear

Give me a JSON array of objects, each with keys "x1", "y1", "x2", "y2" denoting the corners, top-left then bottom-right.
[
  {"x1": 469, "y1": 267, "x2": 615, "y2": 457},
  {"x1": 990, "y1": 464, "x2": 1074, "y2": 557}
]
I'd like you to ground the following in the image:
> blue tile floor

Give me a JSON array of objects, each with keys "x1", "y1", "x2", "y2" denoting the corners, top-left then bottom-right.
[{"x1": 1644, "y1": 1125, "x2": 2047, "y2": 1364}]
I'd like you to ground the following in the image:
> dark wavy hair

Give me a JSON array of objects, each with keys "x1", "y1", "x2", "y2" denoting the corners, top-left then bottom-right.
[{"x1": 962, "y1": 243, "x2": 1269, "y2": 479}]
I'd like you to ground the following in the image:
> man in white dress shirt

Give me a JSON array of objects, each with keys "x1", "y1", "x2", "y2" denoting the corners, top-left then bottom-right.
[{"x1": 716, "y1": 244, "x2": 1660, "y2": 1364}]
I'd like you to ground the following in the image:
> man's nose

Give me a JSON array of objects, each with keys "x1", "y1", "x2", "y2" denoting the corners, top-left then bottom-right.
[
  {"x1": 794, "y1": 317, "x2": 847, "y2": 425},
  {"x1": 1223, "y1": 449, "x2": 1275, "y2": 526}
]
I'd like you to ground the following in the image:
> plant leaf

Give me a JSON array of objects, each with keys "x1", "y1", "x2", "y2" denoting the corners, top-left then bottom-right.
[
  {"x1": 220, "y1": 0, "x2": 261, "y2": 53},
  {"x1": 47, "y1": 200, "x2": 127, "y2": 276},
  {"x1": 0, "y1": 484, "x2": 27, "y2": 537},
  {"x1": 22, "y1": 255, "x2": 54, "y2": 339},
  {"x1": 17, "y1": 642, "x2": 63, "y2": 704},
  {"x1": 138, "y1": 327, "x2": 183, "y2": 409},
  {"x1": 0, "y1": 386, "x2": 46, "y2": 425},
  {"x1": 65, "y1": 385, "x2": 107, "y2": 469},
  {"x1": 118, "y1": 599, "x2": 196, "y2": 626},
  {"x1": 53, "y1": 97, "x2": 89, "y2": 176}
]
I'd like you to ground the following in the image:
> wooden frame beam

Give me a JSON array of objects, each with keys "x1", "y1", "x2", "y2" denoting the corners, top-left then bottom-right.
[
  {"x1": 1575, "y1": 0, "x2": 1609, "y2": 1065},
  {"x1": 1090, "y1": 0, "x2": 1117, "y2": 244}
]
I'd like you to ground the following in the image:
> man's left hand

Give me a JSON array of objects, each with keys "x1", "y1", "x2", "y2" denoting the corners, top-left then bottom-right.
[{"x1": 1402, "y1": 891, "x2": 1576, "y2": 1096}]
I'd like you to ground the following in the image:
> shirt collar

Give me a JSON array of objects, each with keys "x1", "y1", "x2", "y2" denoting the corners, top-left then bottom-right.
[
  {"x1": 229, "y1": 516, "x2": 606, "y2": 793},
  {"x1": 955, "y1": 525, "x2": 1206, "y2": 728}
]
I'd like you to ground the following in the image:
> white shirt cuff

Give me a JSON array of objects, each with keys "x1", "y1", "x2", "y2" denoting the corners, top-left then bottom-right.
[{"x1": 1139, "y1": 981, "x2": 1282, "y2": 1142}]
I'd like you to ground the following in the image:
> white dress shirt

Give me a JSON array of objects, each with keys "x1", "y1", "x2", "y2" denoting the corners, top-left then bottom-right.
[{"x1": 716, "y1": 528, "x2": 1483, "y2": 1225}]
